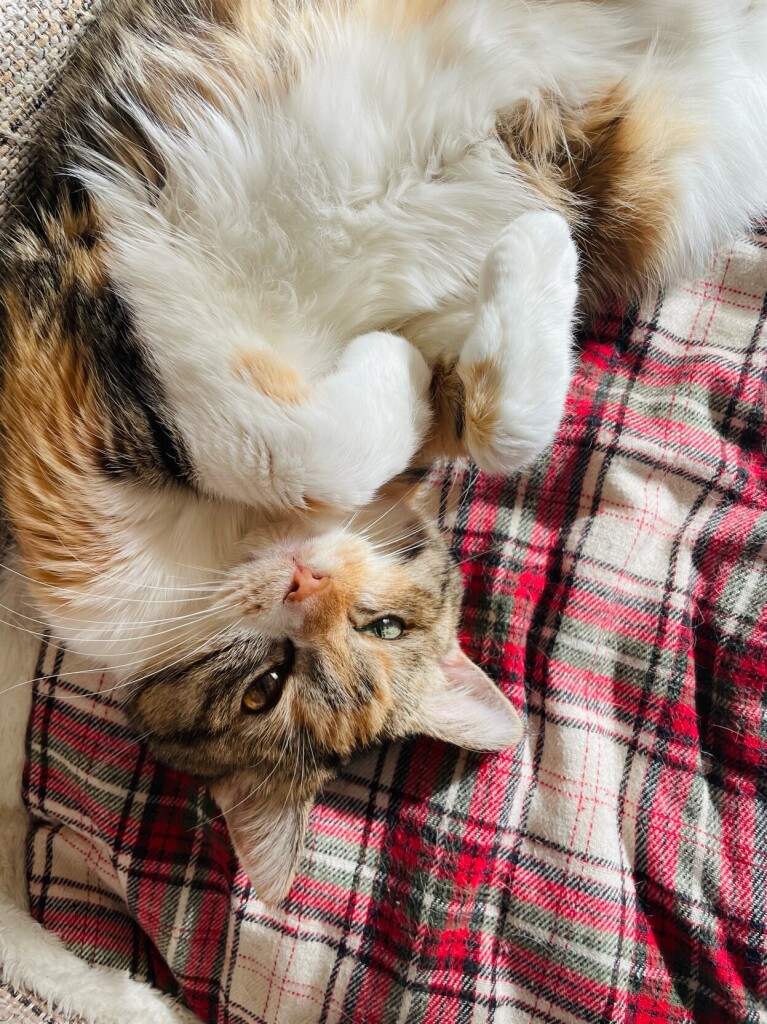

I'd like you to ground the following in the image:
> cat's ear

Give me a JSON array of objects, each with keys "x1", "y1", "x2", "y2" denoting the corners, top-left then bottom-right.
[
  {"x1": 211, "y1": 777, "x2": 313, "y2": 904},
  {"x1": 417, "y1": 647, "x2": 523, "y2": 751}
]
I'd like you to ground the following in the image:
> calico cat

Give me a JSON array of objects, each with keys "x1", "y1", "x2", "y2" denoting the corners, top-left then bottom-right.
[{"x1": 1, "y1": 0, "x2": 767, "y2": 940}]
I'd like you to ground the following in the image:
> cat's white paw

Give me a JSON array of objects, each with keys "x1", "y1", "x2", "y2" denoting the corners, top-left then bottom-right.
[
  {"x1": 308, "y1": 332, "x2": 433, "y2": 508},
  {"x1": 476, "y1": 210, "x2": 578, "y2": 316},
  {"x1": 458, "y1": 210, "x2": 579, "y2": 475}
]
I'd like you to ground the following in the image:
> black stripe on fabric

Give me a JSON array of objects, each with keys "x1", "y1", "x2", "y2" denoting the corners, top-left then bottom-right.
[
  {"x1": 438, "y1": 459, "x2": 529, "y2": 1023},
  {"x1": 607, "y1": 291, "x2": 767, "y2": 1021},
  {"x1": 630, "y1": 286, "x2": 767, "y2": 1023},
  {"x1": 322, "y1": 744, "x2": 397, "y2": 1024},
  {"x1": 33, "y1": 641, "x2": 66, "y2": 815},
  {"x1": 253, "y1": 898, "x2": 614, "y2": 1024},
  {"x1": 34, "y1": 822, "x2": 63, "y2": 936},
  {"x1": 513, "y1": 301, "x2": 647, "y2": 1023}
]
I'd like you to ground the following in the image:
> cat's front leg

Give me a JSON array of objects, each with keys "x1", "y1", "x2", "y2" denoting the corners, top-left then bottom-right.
[
  {"x1": 193, "y1": 331, "x2": 432, "y2": 512},
  {"x1": 451, "y1": 210, "x2": 579, "y2": 474},
  {"x1": 276, "y1": 331, "x2": 433, "y2": 510}
]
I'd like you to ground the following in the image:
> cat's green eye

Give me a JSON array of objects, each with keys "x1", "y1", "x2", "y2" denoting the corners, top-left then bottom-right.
[
  {"x1": 359, "y1": 616, "x2": 405, "y2": 640},
  {"x1": 242, "y1": 664, "x2": 289, "y2": 714}
]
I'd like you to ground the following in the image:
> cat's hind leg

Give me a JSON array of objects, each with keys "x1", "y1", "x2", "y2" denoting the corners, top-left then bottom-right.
[{"x1": 452, "y1": 210, "x2": 578, "y2": 475}]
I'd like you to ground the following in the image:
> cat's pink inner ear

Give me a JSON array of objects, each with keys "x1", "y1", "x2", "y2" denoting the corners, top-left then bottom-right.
[
  {"x1": 418, "y1": 646, "x2": 523, "y2": 752},
  {"x1": 211, "y1": 777, "x2": 311, "y2": 905}
]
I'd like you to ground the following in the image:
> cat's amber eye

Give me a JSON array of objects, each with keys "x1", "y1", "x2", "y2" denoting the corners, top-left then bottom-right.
[
  {"x1": 358, "y1": 616, "x2": 405, "y2": 640},
  {"x1": 242, "y1": 663, "x2": 290, "y2": 714}
]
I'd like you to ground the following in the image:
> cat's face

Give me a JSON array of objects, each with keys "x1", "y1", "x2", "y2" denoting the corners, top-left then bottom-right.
[{"x1": 125, "y1": 493, "x2": 521, "y2": 902}]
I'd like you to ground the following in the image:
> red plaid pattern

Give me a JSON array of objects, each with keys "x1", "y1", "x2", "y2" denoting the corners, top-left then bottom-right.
[{"x1": 24, "y1": 231, "x2": 767, "y2": 1023}]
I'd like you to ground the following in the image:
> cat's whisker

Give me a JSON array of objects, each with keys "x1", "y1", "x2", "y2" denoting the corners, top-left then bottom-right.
[
  {"x1": 45, "y1": 607, "x2": 228, "y2": 648},
  {"x1": 0, "y1": 560, "x2": 220, "y2": 603},
  {"x1": 351, "y1": 481, "x2": 424, "y2": 541},
  {"x1": 191, "y1": 749, "x2": 277, "y2": 832},
  {"x1": 171, "y1": 560, "x2": 236, "y2": 580},
  {"x1": 356, "y1": 522, "x2": 430, "y2": 550},
  {"x1": 7, "y1": 586, "x2": 230, "y2": 630},
  {"x1": 392, "y1": 539, "x2": 432, "y2": 558},
  {"x1": 74, "y1": 619, "x2": 243, "y2": 701},
  {"x1": 0, "y1": 665, "x2": 102, "y2": 697},
  {"x1": 361, "y1": 524, "x2": 432, "y2": 551},
  {"x1": 279, "y1": 746, "x2": 300, "y2": 821},
  {"x1": 28, "y1": 594, "x2": 230, "y2": 640},
  {"x1": 0, "y1": 600, "x2": 63, "y2": 629},
  {"x1": 358, "y1": 524, "x2": 423, "y2": 548},
  {"x1": 12, "y1": 616, "x2": 239, "y2": 703},
  {"x1": 453, "y1": 541, "x2": 511, "y2": 569},
  {"x1": 50, "y1": 533, "x2": 224, "y2": 598},
  {"x1": 0, "y1": 618, "x2": 51, "y2": 643},
  {"x1": 214, "y1": 754, "x2": 286, "y2": 837},
  {"x1": 0, "y1": 598, "x2": 231, "y2": 643}
]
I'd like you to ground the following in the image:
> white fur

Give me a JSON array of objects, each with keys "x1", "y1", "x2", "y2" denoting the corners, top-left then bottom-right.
[
  {"x1": 459, "y1": 211, "x2": 579, "y2": 473},
  {"x1": 210, "y1": 778, "x2": 311, "y2": 905},
  {"x1": 422, "y1": 645, "x2": 523, "y2": 751}
]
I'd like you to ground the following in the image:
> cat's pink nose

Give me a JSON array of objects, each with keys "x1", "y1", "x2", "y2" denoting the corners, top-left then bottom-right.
[{"x1": 286, "y1": 564, "x2": 331, "y2": 603}]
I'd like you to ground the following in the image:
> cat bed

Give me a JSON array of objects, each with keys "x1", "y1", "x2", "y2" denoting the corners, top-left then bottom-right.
[
  {"x1": 16, "y1": 230, "x2": 767, "y2": 1023},
  {"x1": 2, "y1": 4, "x2": 767, "y2": 1022}
]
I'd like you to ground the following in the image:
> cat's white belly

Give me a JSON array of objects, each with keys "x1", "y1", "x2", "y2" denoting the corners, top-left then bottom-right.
[{"x1": 94, "y1": 0, "x2": 767, "y2": 369}]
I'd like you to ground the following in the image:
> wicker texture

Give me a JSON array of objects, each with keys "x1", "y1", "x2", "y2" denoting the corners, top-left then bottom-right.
[{"x1": 0, "y1": 0, "x2": 101, "y2": 226}]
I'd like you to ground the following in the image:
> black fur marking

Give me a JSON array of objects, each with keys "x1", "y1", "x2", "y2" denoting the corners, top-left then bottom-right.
[
  {"x1": 394, "y1": 467, "x2": 431, "y2": 486},
  {"x1": 310, "y1": 660, "x2": 354, "y2": 711},
  {"x1": 398, "y1": 528, "x2": 429, "y2": 563},
  {"x1": 157, "y1": 723, "x2": 232, "y2": 746},
  {"x1": 454, "y1": 385, "x2": 465, "y2": 443},
  {"x1": 95, "y1": 290, "x2": 196, "y2": 486}
]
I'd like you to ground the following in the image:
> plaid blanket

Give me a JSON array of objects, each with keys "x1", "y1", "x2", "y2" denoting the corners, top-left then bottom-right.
[{"x1": 21, "y1": 232, "x2": 767, "y2": 1023}]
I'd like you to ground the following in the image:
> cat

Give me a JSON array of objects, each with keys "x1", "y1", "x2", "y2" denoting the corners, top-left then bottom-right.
[{"x1": 1, "y1": 1, "x2": 767, "y2": 1014}]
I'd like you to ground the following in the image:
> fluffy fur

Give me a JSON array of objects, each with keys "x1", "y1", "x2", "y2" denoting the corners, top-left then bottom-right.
[{"x1": 1, "y1": 1, "x2": 767, "y2": 1013}]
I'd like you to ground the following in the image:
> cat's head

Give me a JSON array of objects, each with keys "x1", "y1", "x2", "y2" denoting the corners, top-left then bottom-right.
[{"x1": 124, "y1": 490, "x2": 521, "y2": 903}]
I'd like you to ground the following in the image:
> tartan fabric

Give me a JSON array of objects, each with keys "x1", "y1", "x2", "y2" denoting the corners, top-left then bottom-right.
[{"x1": 24, "y1": 230, "x2": 767, "y2": 1024}]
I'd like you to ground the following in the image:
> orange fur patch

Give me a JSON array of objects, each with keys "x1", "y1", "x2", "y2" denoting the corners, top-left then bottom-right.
[
  {"x1": 461, "y1": 358, "x2": 503, "y2": 456},
  {"x1": 231, "y1": 349, "x2": 309, "y2": 405},
  {"x1": 288, "y1": 655, "x2": 391, "y2": 756},
  {"x1": 420, "y1": 357, "x2": 504, "y2": 463},
  {"x1": 363, "y1": 0, "x2": 448, "y2": 33},
  {"x1": 419, "y1": 359, "x2": 467, "y2": 462},
  {"x1": 0, "y1": 292, "x2": 124, "y2": 608},
  {"x1": 499, "y1": 86, "x2": 695, "y2": 314}
]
